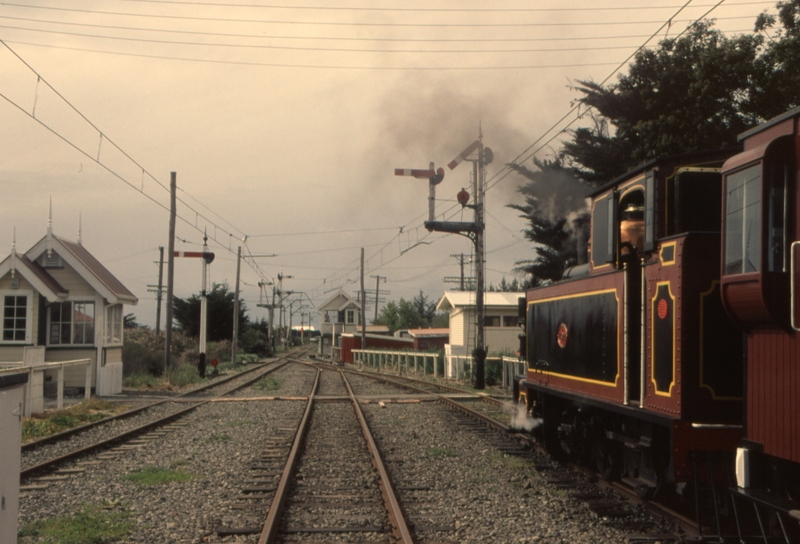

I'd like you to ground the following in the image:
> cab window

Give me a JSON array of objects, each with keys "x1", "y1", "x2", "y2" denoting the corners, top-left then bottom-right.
[
  {"x1": 725, "y1": 164, "x2": 761, "y2": 275},
  {"x1": 619, "y1": 190, "x2": 645, "y2": 255}
]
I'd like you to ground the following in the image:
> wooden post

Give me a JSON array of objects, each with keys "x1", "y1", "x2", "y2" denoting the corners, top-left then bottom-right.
[
  {"x1": 165, "y1": 172, "x2": 176, "y2": 374},
  {"x1": 360, "y1": 248, "x2": 366, "y2": 361},
  {"x1": 231, "y1": 245, "x2": 241, "y2": 365},
  {"x1": 57, "y1": 365, "x2": 64, "y2": 410},
  {"x1": 155, "y1": 245, "x2": 164, "y2": 335},
  {"x1": 84, "y1": 362, "x2": 91, "y2": 399}
]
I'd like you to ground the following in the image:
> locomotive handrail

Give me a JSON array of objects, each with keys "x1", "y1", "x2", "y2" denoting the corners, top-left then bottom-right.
[{"x1": 792, "y1": 241, "x2": 800, "y2": 332}]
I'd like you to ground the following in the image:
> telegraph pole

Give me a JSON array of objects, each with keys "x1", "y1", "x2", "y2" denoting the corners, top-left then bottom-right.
[
  {"x1": 360, "y1": 248, "x2": 366, "y2": 353},
  {"x1": 256, "y1": 280, "x2": 275, "y2": 354},
  {"x1": 165, "y1": 173, "x2": 176, "y2": 374},
  {"x1": 473, "y1": 143, "x2": 486, "y2": 389},
  {"x1": 452, "y1": 253, "x2": 470, "y2": 291},
  {"x1": 371, "y1": 275, "x2": 387, "y2": 322},
  {"x1": 198, "y1": 232, "x2": 210, "y2": 378},
  {"x1": 231, "y1": 245, "x2": 241, "y2": 365},
  {"x1": 156, "y1": 246, "x2": 164, "y2": 334},
  {"x1": 270, "y1": 286, "x2": 276, "y2": 351},
  {"x1": 147, "y1": 246, "x2": 165, "y2": 334}
]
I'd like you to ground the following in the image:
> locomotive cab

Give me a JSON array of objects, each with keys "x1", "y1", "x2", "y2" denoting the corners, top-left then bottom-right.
[
  {"x1": 721, "y1": 107, "x2": 800, "y2": 533},
  {"x1": 515, "y1": 148, "x2": 745, "y2": 500}
]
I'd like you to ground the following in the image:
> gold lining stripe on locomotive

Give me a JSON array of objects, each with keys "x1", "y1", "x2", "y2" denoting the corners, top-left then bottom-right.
[
  {"x1": 659, "y1": 241, "x2": 678, "y2": 266},
  {"x1": 527, "y1": 288, "x2": 621, "y2": 388},
  {"x1": 651, "y1": 280, "x2": 677, "y2": 397}
]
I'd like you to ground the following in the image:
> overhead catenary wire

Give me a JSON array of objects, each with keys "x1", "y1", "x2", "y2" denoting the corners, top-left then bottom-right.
[
  {"x1": 0, "y1": 40, "x2": 633, "y2": 69},
  {"x1": 0, "y1": 13, "x2": 758, "y2": 45},
  {"x1": 0, "y1": 38, "x2": 251, "y2": 254},
  {"x1": 0, "y1": 2, "x2": 764, "y2": 28},
  {"x1": 100, "y1": 0, "x2": 777, "y2": 12},
  {"x1": 0, "y1": 20, "x2": 756, "y2": 55}
]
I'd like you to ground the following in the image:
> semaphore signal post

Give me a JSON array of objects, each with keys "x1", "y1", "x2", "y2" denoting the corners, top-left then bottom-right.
[{"x1": 395, "y1": 133, "x2": 492, "y2": 389}]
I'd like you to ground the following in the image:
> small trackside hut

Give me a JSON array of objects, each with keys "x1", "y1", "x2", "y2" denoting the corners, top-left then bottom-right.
[
  {"x1": 514, "y1": 147, "x2": 744, "y2": 499},
  {"x1": 0, "y1": 225, "x2": 137, "y2": 397}
]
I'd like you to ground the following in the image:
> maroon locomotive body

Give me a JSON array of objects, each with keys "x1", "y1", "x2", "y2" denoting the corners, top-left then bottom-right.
[
  {"x1": 514, "y1": 106, "x2": 800, "y2": 538},
  {"x1": 720, "y1": 107, "x2": 800, "y2": 529}
]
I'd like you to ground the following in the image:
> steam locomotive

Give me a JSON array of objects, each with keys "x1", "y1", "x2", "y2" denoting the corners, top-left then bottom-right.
[{"x1": 513, "y1": 106, "x2": 800, "y2": 540}]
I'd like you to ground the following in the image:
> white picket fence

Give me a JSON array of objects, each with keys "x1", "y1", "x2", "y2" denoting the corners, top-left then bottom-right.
[
  {"x1": 0, "y1": 359, "x2": 91, "y2": 416},
  {"x1": 352, "y1": 349, "x2": 441, "y2": 377},
  {"x1": 352, "y1": 348, "x2": 527, "y2": 390}
]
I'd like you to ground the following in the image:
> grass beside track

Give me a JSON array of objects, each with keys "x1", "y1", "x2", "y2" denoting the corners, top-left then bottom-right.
[
  {"x1": 17, "y1": 503, "x2": 134, "y2": 544},
  {"x1": 22, "y1": 398, "x2": 129, "y2": 443}
]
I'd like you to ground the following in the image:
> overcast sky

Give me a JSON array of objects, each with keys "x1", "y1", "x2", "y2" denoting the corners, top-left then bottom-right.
[{"x1": 0, "y1": 0, "x2": 774, "y2": 330}]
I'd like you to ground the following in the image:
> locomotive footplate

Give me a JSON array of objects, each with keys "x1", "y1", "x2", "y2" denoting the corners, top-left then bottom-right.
[{"x1": 518, "y1": 380, "x2": 742, "y2": 487}]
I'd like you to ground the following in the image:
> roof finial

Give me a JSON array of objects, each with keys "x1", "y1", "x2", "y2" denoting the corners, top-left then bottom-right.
[
  {"x1": 478, "y1": 120, "x2": 483, "y2": 142},
  {"x1": 46, "y1": 197, "x2": 53, "y2": 258},
  {"x1": 78, "y1": 212, "x2": 82, "y2": 246},
  {"x1": 10, "y1": 227, "x2": 16, "y2": 279}
]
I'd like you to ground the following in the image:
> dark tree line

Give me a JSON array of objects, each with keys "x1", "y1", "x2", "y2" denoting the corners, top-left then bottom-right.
[
  {"x1": 171, "y1": 282, "x2": 271, "y2": 356},
  {"x1": 511, "y1": 1, "x2": 800, "y2": 283},
  {"x1": 373, "y1": 290, "x2": 448, "y2": 334}
]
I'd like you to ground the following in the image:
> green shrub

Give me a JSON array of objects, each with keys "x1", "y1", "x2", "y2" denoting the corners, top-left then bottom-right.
[
  {"x1": 206, "y1": 340, "x2": 231, "y2": 363},
  {"x1": 122, "y1": 373, "x2": 161, "y2": 388},
  {"x1": 123, "y1": 329, "x2": 195, "y2": 376},
  {"x1": 239, "y1": 328, "x2": 272, "y2": 357},
  {"x1": 253, "y1": 377, "x2": 280, "y2": 391},
  {"x1": 22, "y1": 398, "x2": 124, "y2": 442},
  {"x1": 485, "y1": 358, "x2": 502, "y2": 386},
  {"x1": 167, "y1": 363, "x2": 204, "y2": 387}
]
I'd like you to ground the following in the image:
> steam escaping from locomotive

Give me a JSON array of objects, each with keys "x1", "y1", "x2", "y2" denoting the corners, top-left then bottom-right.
[{"x1": 508, "y1": 402, "x2": 541, "y2": 432}]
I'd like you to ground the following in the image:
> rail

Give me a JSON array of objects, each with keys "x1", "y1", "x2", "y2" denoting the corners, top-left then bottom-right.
[{"x1": 0, "y1": 359, "x2": 91, "y2": 416}]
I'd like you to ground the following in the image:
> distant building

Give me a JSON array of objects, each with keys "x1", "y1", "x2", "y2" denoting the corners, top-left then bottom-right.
[
  {"x1": 0, "y1": 219, "x2": 138, "y2": 395},
  {"x1": 436, "y1": 291, "x2": 524, "y2": 357},
  {"x1": 355, "y1": 325, "x2": 390, "y2": 335},
  {"x1": 317, "y1": 289, "x2": 361, "y2": 357},
  {"x1": 407, "y1": 328, "x2": 449, "y2": 351}
]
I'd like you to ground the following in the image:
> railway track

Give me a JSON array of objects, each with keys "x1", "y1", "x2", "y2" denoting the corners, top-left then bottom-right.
[
  {"x1": 337, "y1": 363, "x2": 701, "y2": 542},
  {"x1": 20, "y1": 347, "x2": 312, "y2": 481},
  {"x1": 217, "y1": 365, "x2": 413, "y2": 543},
  {"x1": 17, "y1": 355, "x2": 688, "y2": 543}
]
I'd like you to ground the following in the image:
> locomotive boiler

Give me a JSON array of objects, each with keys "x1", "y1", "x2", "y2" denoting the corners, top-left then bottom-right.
[{"x1": 514, "y1": 106, "x2": 800, "y2": 539}]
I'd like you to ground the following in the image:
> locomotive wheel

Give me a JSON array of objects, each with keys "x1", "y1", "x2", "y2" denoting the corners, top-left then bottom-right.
[
  {"x1": 541, "y1": 396, "x2": 564, "y2": 458},
  {"x1": 592, "y1": 439, "x2": 622, "y2": 481}
]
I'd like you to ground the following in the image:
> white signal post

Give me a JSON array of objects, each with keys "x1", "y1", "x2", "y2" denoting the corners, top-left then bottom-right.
[
  {"x1": 395, "y1": 163, "x2": 445, "y2": 223},
  {"x1": 173, "y1": 237, "x2": 215, "y2": 377}
]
